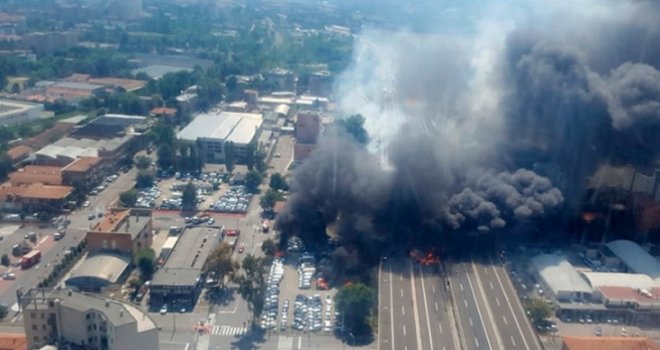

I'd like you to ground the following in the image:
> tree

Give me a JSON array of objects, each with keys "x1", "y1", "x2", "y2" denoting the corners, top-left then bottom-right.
[
  {"x1": 236, "y1": 254, "x2": 268, "y2": 320},
  {"x1": 136, "y1": 170, "x2": 154, "y2": 188},
  {"x1": 524, "y1": 298, "x2": 553, "y2": 324},
  {"x1": 0, "y1": 153, "x2": 13, "y2": 181},
  {"x1": 157, "y1": 143, "x2": 176, "y2": 170},
  {"x1": 335, "y1": 282, "x2": 376, "y2": 336},
  {"x1": 261, "y1": 239, "x2": 277, "y2": 257},
  {"x1": 136, "y1": 248, "x2": 156, "y2": 281},
  {"x1": 1, "y1": 254, "x2": 9, "y2": 267},
  {"x1": 181, "y1": 182, "x2": 197, "y2": 211},
  {"x1": 223, "y1": 141, "x2": 236, "y2": 173},
  {"x1": 338, "y1": 114, "x2": 369, "y2": 145},
  {"x1": 204, "y1": 243, "x2": 238, "y2": 287},
  {"x1": 119, "y1": 189, "x2": 138, "y2": 207},
  {"x1": 260, "y1": 189, "x2": 284, "y2": 212},
  {"x1": 245, "y1": 170, "x2": 263, "y2": 194},
  {"x1": 269, "y1": 173, "x2": 288, "y2": 191},
  {"x1": 135, "y1": 155, "x2": 152, "y2": 170},
  {"x1": 148, "y1": 120, "x2": 175, "y2": 146},
  {"x1": 0, "y1": 303, "x2": 7, "y2": 321}
]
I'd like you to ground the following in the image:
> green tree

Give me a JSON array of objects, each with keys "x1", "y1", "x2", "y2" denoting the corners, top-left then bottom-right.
[
  {"x1": 236, "y1": 254, "x2": 268, "y2": 320},
  {"x1": 523, "y1": 298, "x2": 553, "y2": 324},
  {"x1": 157, "y1": 143, "x2": 176, "y2": 170},
  {"x1": 204, "y1": 242, "x2": 238, "y2": 287},
  {"x1": 136, "y1": 248, "x2": 156, "y2": 281},
  {"x1": 335, "y1": 282, "x2": 376, "y2": 336},
  {"x1": 261, "y1": 239, "x2": 277, "y2": 257},
  {"x1": 136, "y1": 170, "x2": 155, "y2": 188},
  {"x1": 181, "y1": 182, "x2": 197, "y2": 211},
  {"x1": 0, "y1": 153, "x2": 13, "y2": 181},
  {"x1": 223, "y1": 141, "x2": 236, "y2": 173},
  {"x1": 119, "y1": 189, "x2": 138, "y2": 207},
  {"x1": 269, "y1": 173, "x2": 288, "y2": 191},
  {"x1": 338, "y1": 114, "x2": 369, "y2": 145},
  {"x1": 260, "y1": 189, "x2": 283, "y2": 212},
  {"x1": 245, "y1": 170, "x2": 263, "y2": 194},
  {"x1": 149, "y1": 120, "x2": 175, "y2": 146},
  {"x1": 135, "y1": 155, "x2": 152, "y2": 170},
  {"x1": 1, "y1": 254, "x2": 9, "y2": 267}
]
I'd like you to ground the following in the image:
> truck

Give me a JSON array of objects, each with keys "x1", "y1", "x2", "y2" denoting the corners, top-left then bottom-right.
[{"x1": 20, "y1": 250, "x2": 41, "y2": 269}]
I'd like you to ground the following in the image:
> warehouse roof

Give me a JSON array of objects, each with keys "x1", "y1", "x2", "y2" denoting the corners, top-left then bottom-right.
[
  {"x1": 581, "y1": 272, "x2": 655, "y2": 290},
  {"x1": 67, "y1": 253, "x2": 130, "y2": 285},
  {"x1": 177, "y1": 111, "x2": 263, "y2": 144},
  {"x1": 531, "y1": 254, "x2": 593, "y2": 295},
  {"x1": 606, "y1": 240, "x2": 660, "y2": 285}
]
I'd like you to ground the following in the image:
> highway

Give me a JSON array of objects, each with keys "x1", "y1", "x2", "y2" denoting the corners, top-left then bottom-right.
[{"x1": 379, "y1": 257, "x2": 457, "y2": 350}]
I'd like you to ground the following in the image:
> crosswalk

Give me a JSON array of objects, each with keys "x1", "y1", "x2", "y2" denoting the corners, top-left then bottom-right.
[{"x1": 211, "y1": 325, "x2": 248, "y2": 336}]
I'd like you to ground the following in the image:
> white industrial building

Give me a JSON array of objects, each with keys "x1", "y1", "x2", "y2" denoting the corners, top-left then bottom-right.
[
  {"x1": 606, "y1": 240, "x2": 660, "y2": 286},
  {"x1": 530, "y1": 254, "x2": 593, "y2": 302},
  {"x1": 0, "y1": 98, "x2": 44, "y2": 126},
  {"x1": 177, "y1": 111, "x2": 263, "y2": 163}
]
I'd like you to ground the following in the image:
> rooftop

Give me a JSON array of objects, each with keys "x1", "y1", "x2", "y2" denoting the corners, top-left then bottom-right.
[
  {"x1": 150, "y1": 107, "x2": 177, "y2": 116},
  {"x1": 606, "y1": 240, "x2": 660, "y2": 285},
  {"x1": 87, "y1": 77, "x2": 147, "y2": 92},
  {"x1": 6, "y1": 145, "x2": 33, "y2": 162},
  {"x1": 20, "y1": 288, "x2": 156, "y2": 333},
  {"x1": 581, "y1": 272, "x2": 655, "y2": 290},
  {"x1": 177, "y1": 111, "x2": 263, "y2": 144},
  {"x1": 598, "y1": 286, "x2": 660, "y2": 304},
  {"x1": 61, "y1": 156, "x2": 101, "y2": 173},
  {"x1": 531, "y1": 254, "x2": 593, "y2": 295},
  {"x1": 51, "y1": 81, "x2": 104, "y2": 91},
  {"x1": 92, "y1": 209, "x2": 151, "y2": 240},
  {"x1": 67, "y1": 253, "x2": 130, "y2": 285},
  {"x1": 0, "y1": 333, "x2": 27, "y2": 350},
  {"x1": 9, "y1": 166, "x2": 62, "y2": 186},
  {"x1": 562, "y1": 336, "x2": 660, "y2": 350}
]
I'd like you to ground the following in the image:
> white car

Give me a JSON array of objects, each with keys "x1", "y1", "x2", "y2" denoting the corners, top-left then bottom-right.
[
  {"x1": 83, "y1": 201, "x2": 90, "y2": 207},
  {"x1": 160, "y1": 305, "x2": 168, "y2": 315}
]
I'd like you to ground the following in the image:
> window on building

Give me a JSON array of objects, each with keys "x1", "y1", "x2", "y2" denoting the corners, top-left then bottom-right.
[
  {"x1": 33, "y1": 336, "x2": 39, "y2": 342},
  {"x1": 102, "y1": 240, "x2": 108, "y2": 249},
  {"x1": 32, "y1": 325, "x2": 37, "y2": 330},
  {"x1": 42, "y1": 325, "x2": 47, "y2": 330},
  {"x1": 30, "y1": 312, "x2": 36, "y2": 319},
  {"x1": 111, "y1": 240, "x2": 117, "y2": 249},
  {"x1": 40, "y1": 313, "x2": 45, "y2": 319}
]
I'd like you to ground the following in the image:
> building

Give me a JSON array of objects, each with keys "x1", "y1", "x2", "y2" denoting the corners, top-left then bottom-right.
[
  {"x1": 0, "y1": 333, "x2": 27, "y2": 350},
  {"x1": 561, "y1": 336, "x2": 660, "y2": 350},
  {"x1": 65, "y1": 253, "x2": 131, "y2": 293},
  {"x1": 44, "y1": 81, "x2": 104, "y2": 104},
  {"x1": 265, "y1": 68, "x2": 296, "y2": 92},
  {"x1": 177, "y1": 111, "x2": 263, "y2": 164},
  {"x1": 18, "y1": 288, "x2": 158, "y2": 350},
  {"x1": 8, "y1": 166, "x2": 62, "y2": 186},
  {"x1": 308, "y1": 70, "x2": 332, "y2": 97},
  {"x1": 150, "y1": 226, "x2": 220, "y2": 309},
  {"x1": 86, "y1": 209, "x2": 153, "y2": 258},
  {"x1": 0, "y1": 99, "x2": 44, "y2": 126},
  {"x1": 530, "y1": 254, "x2": 593, "y2": 302},
  {"x1": 6, "y1": 145, "x2": 33, "y2": 165},
  {"x1": 606, "y1": 240, "x2": 660, "y2": 285},
  {"x1": 61, "y1": 156, "x2": 106, "y2": 191},
  {"x1": 295, "y1": 112, "x2": 320, "y2": 144},
  {"x1": 22, "y1": 31, "x2": 78, "y2": 54},
  {"x1": 0, "y1": 182, "x2": 72, "y2": 212}
]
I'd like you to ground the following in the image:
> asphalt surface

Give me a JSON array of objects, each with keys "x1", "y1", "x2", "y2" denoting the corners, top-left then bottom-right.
[
  {"x1": 379, "y1": 257, "x2": 457, "y2": 350},
  {"x1": 447, "y1": 260, "x2": 542, "y2": 350}
]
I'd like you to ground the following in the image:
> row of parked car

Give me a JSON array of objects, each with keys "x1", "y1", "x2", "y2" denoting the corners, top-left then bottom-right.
[
  {"x1": 135, "y1": 186, "x2": 161, "y2": 208},
  {"x1": 291, "y1": 294, "x2": 335, "y2": 333},
  {"x1": 210, "y1": 186, "x2": 252, "y2": 213},
  {"x1": 88, "y1": 174, "x2": 119, "y2": 196},
  {"x1": 260, "y1": 258, "x2": 284, "y2": 330}
]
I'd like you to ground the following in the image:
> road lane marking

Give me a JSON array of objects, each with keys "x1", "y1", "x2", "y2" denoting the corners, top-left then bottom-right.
[
  {"x1": 435, "y1": 302, "x2": 439, "y2": 311},
  {"x1": 400, "y1": 275, "x2": 403, "y2": 281},
  {"x1": 475, "y1": 337, "x2": 480, "y2": 348},
  {"x1": 401, "y1": 288, "x2": 404, "y2": 297},
  {"x1": 460, "y1": 283, "x2": 464, "y2": 291},
  {"x1": 511, "y1": 336, "x2": 517, "y2": 346},
  {"x1": 496, "y1": 297, "x2": 501, "y2": 307},
  {"x1": 469, "y1": 317, "x2": 474, "y2": 326},
  {"x1": 492, "y1": 265, "x2": 535, "y2": 350},
  {"x1": 439, "y1": 323, "x2": 443, "y2": 334},
  {"x1": 489, "y1": 281, "x2": 494, "y2": 289},
  {"x1": 389, "y1": 264, "x2": 396, "y2": 350},
  {"x1": 419, "y1": 264, "x2": 435, "y2": 350},
  {"x1": 432, "y1": 284, "x2": 436, "y2": 293},
  {"x1": 503, "y1": 316, "x2": 508, "y2": 325},
  {"x1": 409, "y1": 260, "x2": 424, "y2": 350},
  {"x1": 402, "y1": 306, "x2": 405, "y2": 315},
  {"x1": 464, "y1": 299, "x2": 468, "y2": 307},
  {"x1": 403, "y1": 325, "x2": 407, "y2": 336},
  {"x1": 466, "y1": 268, "x2": 494, "y2": 350}
]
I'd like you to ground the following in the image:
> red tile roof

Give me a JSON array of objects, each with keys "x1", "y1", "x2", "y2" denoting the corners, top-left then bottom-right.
[
  {"x1": 150, "y1": 107, "x2": 178, "y2": 116},
  {"x1": 562, "y1": 336, "x2": 660, "y2": 350},
  {"x1": 6, "y1": 145, "x2": 33, "y2": 162},
  {"x1": 9, "y1": 166, "x2": 62, "y2": 186},
  {"x1": 0, "y1": 333, "x2": 27, "y2": 350},
  {"x1": 62, "y1": 156, "x2": 101, "y2": 173},
  {"x1": 599, "y1": 286, "x2": 660, "y2": 303},
  {"x1": 0, "y1": 183, "x2": 72, "y2": 201}
]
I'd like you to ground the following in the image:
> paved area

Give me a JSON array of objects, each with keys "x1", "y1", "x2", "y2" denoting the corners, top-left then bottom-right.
[{"x1": 379, "y1": 257, "x2": 457, "y2": 350}]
